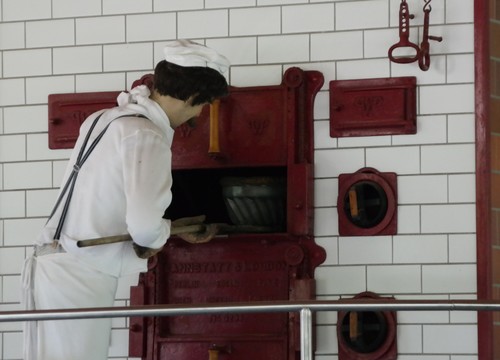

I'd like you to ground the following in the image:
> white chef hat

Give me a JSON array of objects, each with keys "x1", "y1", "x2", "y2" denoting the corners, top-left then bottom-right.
[{"x1": 163, "y1": 39, "x2": 230, "y2": 75}]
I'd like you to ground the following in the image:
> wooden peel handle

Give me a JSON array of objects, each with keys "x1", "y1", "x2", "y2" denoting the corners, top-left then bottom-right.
[{"x1": 76, "y1": 224, "x2": 205, "y2": 248}]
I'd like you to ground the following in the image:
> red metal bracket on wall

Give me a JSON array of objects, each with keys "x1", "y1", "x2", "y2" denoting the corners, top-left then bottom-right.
[{"x1": 329, "y1": 77, "x2": 417, "y2": 138}]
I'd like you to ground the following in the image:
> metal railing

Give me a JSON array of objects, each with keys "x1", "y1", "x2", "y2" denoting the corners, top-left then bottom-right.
[{"x1": 2, "y1": 299, "x2": 500, "y2": 360}]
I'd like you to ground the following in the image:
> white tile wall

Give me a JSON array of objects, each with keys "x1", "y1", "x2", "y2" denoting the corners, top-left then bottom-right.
[
  {"x1": 315, "y1": 324, "x2": 338, "y2": 354},
  {"x1": 397, "y1": 294, "x2": 450, "y2": 324},
  {"x1": 26, "y1": 189, "x2": 58, "y2": 217},
  {"x1": 314, "y1": 121, "x2": 338, "y2": 149},
  {"x1": 391, "y1": 56, "x2": 446, "y2": 84},
  {"x1": 316, "y1": 265, "x2": 366, "y2": 295},
  {"x1": 108, "y1": 329, "x2": 130, "y2": 357},
  {"x1": 54, "y1": 46, "x2": 103, "y2": 75},
  {"x1": 0, "y1": 191, "x2": 25, "y2": 219},
  {"x1": 449, "y1": 174, "x2": 475, "y2": 203},
  {"x1": 423, "y1": 325, "x2": 478, "y2": 354},
  {"x1": 393, "y1": 235, "x2": 448, "y2": 264},
  {"x1": 450, "y1": 295, "x2": 477, "y2": 324},
  {"x1": 336, "y1": 58, "x2": 390, "y2": 80},
  {"x1": 365, "y1": 28, "x2": 403, "y2": 58},
  {"x1": 0, "y1": 22, "x2": 25, "y2": 50},
  {"x1": 25, "y1": 76, "x2": 75, "y2": 105},
  {"x1": 103, "y1": 43, "x2": 154, "y2": 72},
  {"x1": 179, "y1": 10, "x2": 228, "y2": 39},
  {"x1": 0, "y1": 135, "x2": 26, "y2": 162},
  {"x1": 0, "y1": 0, "x2": 479, "y2": 358},
  {"x1": 397, "y1": 205, "x2": 420, "y2": 234},
  {"x1": 315, "y1": 148, "x2": 365, "y2": 178},
  {"x1": 231, "y1": 7, "x2": 280, "y2": 36},
  {"x1": 259, "y1": 0, "x2": 305, "y2": 5},
  {"x1": 422, "y1": 264, "x2": 477, "y2": 293},
  {"x1": 445, "y1": 0, "x2": 474, "y2": 23},
  {"x1": 392, "y1": 115, "x2": 447, "y2": 145},
  {"x1": 282, "y1": 4, "x2": 335, "y2": 33},
  {"x1": 0, "y1": 79, "x2": 25, "y2": 107},
  {"x1": 398, "y1": 175, "x2": 448, "y2": 204},
  {"x1": 398, "y1": 324, "x2": 423, "y2": 353},
  {"x1": 338, "y1": 236, "x2": 392, "y2": 264},
  {"x1": 315, "y1": 207, "x2": 338, "y2": 236},
  {"x1": 4, "y1": 218, "x2": 47, "y2": 246},
  {"x1": 421, "y1": 204, "x2": 476, "y2": 233},
  {"x1": 421, "y1": 144, "x2": 475, "y2": 174},
  {"x1": 27, "y1": 134, "x2": 72, "y2": 161},
  {"x1": 76, "y1": 73, "x2": 127, "y2": 93},
  {"x1": 207, "y1": 0, "x2": 255, "y2": 8},
  {"x1": 0, "y1": 248, "x2": 25, "y2": 274},
  {"x1": 3, "y1": 106, "x2": 49, "y2": 134},
  {"x1": 338, "y1": 134, "x2": 391, "y2": 148},
  {"x1": 26, "y1": 19, "x2": 75, "y2": 48},
  {"x1": 366, "y1": 146, "x2": 420, "y2": 174},
  {"x1": 2, "y1": 0, "x2": 51, "y2": 21},
  {"x1": 259, "y1": 34, "x2": 310, "y2": 64},
  {"x1": 449, "y1": 234, "x2": 476, "y2": 263},
  {"x1": 76, "y1": 16, "x2": 125, "y2": 45},
  {"x1": 420, "y1": 84, "x2": 475, "y2": 114},
  {"x1": 126, "y1": 13, "x2": 176, "y2": 42},
  {"x1": 367, "y1": 265, "x2": 421, "y2": 293},
  {"x1": 0, "y1": 304, "x2": 23, "y2": 332},
  {"x1": 207, "y1": 38, "x2": 257, "y2": 66},
  {"x1": 447, "y1": 54, "x2": 475, "y2": 84},
  {"x1": 52, "y1": 0, "x2": 101, "y2": 18},
  {"x1": 3, "y1": 49, "x2": 52, "y2": 78},
  {"x1": 311, "y1": 31, "x2": 363, "y2": 61},
  {"x1": 103, "y1": 0, "x2": 152, "y2": 15},
  {"x1": 3, "y1": 162, "x2": 52, "y2": 190},
  {"x1": 314, "y1": 237, "x2": 339, "y2": 266},
  {"x1": 314, "y1": 91, "x2": 331, "y2": 118},
  {"x1": 154, "y1": 0, "x2": 203, "y2": 12},
  {"x1": 0, "y1": 220, "x2": 3, "y2": 246},
  {"x1": 448, "y1": 114, "x2": 475, "y2": 143},
  {"x1": 314, "y1": 178, "x2": 338, "y2": 207},
  {"x1": 3, "y1": 331, "x2": 23, "y2": 359},
  {"x1": 335, "y1": 0, "x2": 388, "y2": 30},
  {"x1": 3, "y1": 276, "x2": 20, "y2": 302}
]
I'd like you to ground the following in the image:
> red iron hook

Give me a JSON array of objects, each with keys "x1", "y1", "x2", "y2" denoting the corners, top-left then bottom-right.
[
  {"x1": 418, "y1": 5, "x2": 443, "y2": 71},
  {"x1": 388, "y1": 0, "x2": 420, "y2": 64},
  {"x1": 388, "y1": 0, "x2": 443, "y2": 71}
]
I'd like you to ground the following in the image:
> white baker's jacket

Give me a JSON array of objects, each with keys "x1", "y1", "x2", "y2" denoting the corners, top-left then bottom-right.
[{"x1": 36, "y1": 86, "x2": 175, "y2": 277}]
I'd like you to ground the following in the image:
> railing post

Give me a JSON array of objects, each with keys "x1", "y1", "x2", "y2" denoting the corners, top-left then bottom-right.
[{"x1": 300, "y1": 307, "x2": 313, "y2": 360}]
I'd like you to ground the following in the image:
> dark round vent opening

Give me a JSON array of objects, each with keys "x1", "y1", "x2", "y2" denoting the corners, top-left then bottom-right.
[
  {"x1": 343, "y1": 181, "x2": 388, "y2": 229},
  {"x1": 340, "y1": 311, "x2": 388, "y2": 353}
]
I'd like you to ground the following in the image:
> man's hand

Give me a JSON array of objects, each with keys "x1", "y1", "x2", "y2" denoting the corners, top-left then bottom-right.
[
  {"x1": 132, "y1": 243, "x2": 163, "y2": 259},
  {"x1": 172, "y1": 215, "x2": 219, "y2": 244},
  {"x1": 177, "y1": 223, "x2": 219, "y2": 244}
]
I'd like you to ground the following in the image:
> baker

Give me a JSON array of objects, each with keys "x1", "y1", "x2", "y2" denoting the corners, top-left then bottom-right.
[{"x1": 21, "y1": 39, "x2": 230, "y2": 360}]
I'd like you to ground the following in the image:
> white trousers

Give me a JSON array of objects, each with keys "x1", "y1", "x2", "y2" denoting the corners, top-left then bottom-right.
[{"x1": 26, "y1": 253, "x2": 118, "y2": 360}]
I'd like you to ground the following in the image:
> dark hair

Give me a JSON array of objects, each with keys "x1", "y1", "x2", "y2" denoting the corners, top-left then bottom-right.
[{"x1": 153, "y1": 60, "x2": 229, "y2": 105}]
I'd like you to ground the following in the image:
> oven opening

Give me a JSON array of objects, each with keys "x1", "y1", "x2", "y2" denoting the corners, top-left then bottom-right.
[{"x1": 164, "y1": 167, "x2": 288, "y2": 233}]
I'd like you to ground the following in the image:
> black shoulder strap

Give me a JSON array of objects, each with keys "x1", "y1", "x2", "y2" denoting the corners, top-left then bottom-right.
[{"x1": 49, "y1": 112, "x2": 147, "y2": 241}]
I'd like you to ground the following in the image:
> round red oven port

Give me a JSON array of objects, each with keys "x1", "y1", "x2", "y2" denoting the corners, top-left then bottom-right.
[
  {"x1": 337, "y1": 292, "x2": 397, "y2": 360},
  {"x1": 338, "y1": 168, "x2": 397, "y2": 236}
]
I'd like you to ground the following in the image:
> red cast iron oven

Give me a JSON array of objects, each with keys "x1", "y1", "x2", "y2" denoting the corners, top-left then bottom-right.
[{"x1": 48, "y1": 67, "x2": 326, "y2": 359}]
